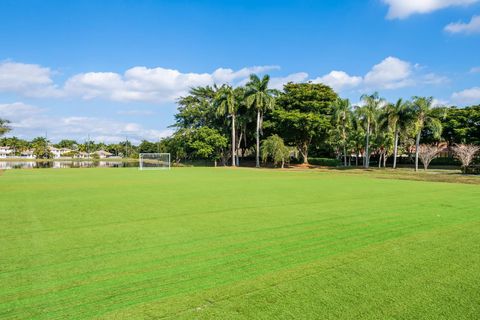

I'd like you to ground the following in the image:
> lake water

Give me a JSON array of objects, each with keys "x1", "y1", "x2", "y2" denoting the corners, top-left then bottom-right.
[{"x1": 0, "y1": 161, "x2": 139, "y2": 169}]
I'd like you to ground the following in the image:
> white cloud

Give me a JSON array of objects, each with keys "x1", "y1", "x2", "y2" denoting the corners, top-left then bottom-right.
[
  {"x1": 0, "y1": 102, "x2": 44, "y2": 119},
  {"x1": 268, "y1": 72, "x2": 309, "y2": 90},
  {"x1": 266, "y1": 57, "x2": 446, "y2": 93},
  {"x1": 445, "y1": 15, "x2": 480, "y2": 34},
  {"x1": 451, "y1": 87, "x2": 480, "y2": 104},
  {"x1": 0, "y1": 62, "x2": 280, "y2": 104},
  {"x1": 0, "y1": 60, "x2": 450, "y2": 104},
  {"x1": 310, "y1": 57, "x2": 447, "y2": 92},
  {"x1": 1, "y1": 102, "x2": 171, "y2": 143},
  {"x1": 64, "y1": 65, "x2": 280, "y2": 103},
  {"x1": 383, "y1": 0, "x2": 478, "y2": 19},
  {"x1": 432, "y1": 98, "x2": 449, "y2": 107},
  {"x1": 364, "y1": 57, "x2": 414, "y2": 89},
  {"x1": 212, "y1": 65, "x2": 279, "y2": 83},
  {"x1": 421, "y1": 73, "x2": 450, "y2": 85},
  {"x1": 470, "y1": 66, "x2": 480, "y2": 73},
  {"x1": 64, "y1": 68, "x2": 199, "y2": 103},
  {"x1": 313, "y1": 71, "x2": 362, "y2": 91},
  {"x1": 0, "y1": 61, "x2": 63, "y2": 98}
]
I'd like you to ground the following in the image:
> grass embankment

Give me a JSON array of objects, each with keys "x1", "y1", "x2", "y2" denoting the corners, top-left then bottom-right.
[{"x1": 0, "y1": 168, "x2": 479, "y2": 319}]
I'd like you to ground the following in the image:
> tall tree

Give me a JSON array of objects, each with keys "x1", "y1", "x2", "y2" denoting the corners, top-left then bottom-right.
[
  {"x1": 163, "y1": 131, "x2": 188, "y2": 164},
  {"x1": 373, "y1": 129, "x2": 394, "y2": 168},
  {"x1": 215, "y1": 84, "x2": 239, "y2": 167},
  {"x1": 261, "y1": 134, "x2": 290, "y2": 168},
  {"x1": 273, "y1": 83, "x2": 337, "y2": 164},
  {"x1": 349, "y1": 115, "x2": 365, "y2": 166},
  {"x1": 332, "y1": 98, "x2": 352, "y2": 166},
  {"x1": 1, "y1": 136, "x2": 28, "y2": 156},
  {"x1": 138, "y1": 140, "x2": 160, "y2": 153},
  {"x1": 56, "y1": 139, "x2": 78, "y2": 149},
  {"x1": 175, "y1": 85, "x2": 220, "y2": 130},
  {"x1": 357, "y1": 92, "x2": 384, "y2": 168},
  {"x1": 245, "y1": 74, "x2": 275, "y2": 168},
  {"x1": 31, "y1": 137, "x2": 51, "y2": 159},
  {"x1": 188, "y1": 127, "x2": 228, "y2": 166},
  {"x1": 440, "y1": 105, "x2": 480, "y2": 145},
  {"x1": 411, "y1": 97, "x2": 443, "y2": 172},
  {"x1": 379, "y1": 99, "x2": 413, "y2": 168}
]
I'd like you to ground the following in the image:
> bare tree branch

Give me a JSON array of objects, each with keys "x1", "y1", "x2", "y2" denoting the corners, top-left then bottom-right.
[
  {"x1": 451, "y1": 144, "x2": 480, "y2": 173},
  {"x1": 418, "y1": 144, "x2": 442, "y2": 170}
]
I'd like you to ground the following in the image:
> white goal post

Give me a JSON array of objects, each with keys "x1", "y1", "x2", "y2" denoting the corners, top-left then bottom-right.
[{"x1": 139, "y1": 153, "x2": 171, "y2": 170}]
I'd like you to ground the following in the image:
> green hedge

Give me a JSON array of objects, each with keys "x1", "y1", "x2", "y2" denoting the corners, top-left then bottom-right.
[{"x1": 308, "y1": 157, "x2": 340, "y2": 167}]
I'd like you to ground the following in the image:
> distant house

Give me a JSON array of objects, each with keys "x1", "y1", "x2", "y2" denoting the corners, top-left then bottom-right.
[
  {"x1": 49, "y1": 146, "x2": 73, "y2": 158},
  {"x1": 48, "y1": 147, "x2": 61, "y2": 158},
  {"x1": 410, "y1": 142, "x2": 452, "y2": 158},
  {"x1": 0, "y1": 146, "x2": 12, "y2": 158},
  {"x1": 437, "y1": 144, "x2": 451, "y2": 158},
  {"x1": 92, "y1": 150, "x2": 113, "y2": 159},
  {"x1": 76, "y1": 152, "x2": 90, "y2": 159},
  {"x1": 20, "y1": 150, "x2": 35, "y2": 159}
]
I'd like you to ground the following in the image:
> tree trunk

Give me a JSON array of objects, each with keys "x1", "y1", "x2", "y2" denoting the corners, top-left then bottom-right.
[
  {"x1": 365, "y1": 120, "x2": 370, "y2": 168},
  {"x1": 256, "y1": 110, "x2": 260, "y2": 168},
  {"x1": 393, "y1": 128, "x2": 399, "y2": 169},
  {"x1": 231, "y1": 114, "x2": 236, "y2": 167},
  {"x1": 383, "y1": 152, "x2": 387, "y2": 167},
  {"x1": 355, "y1": 151, "x2": 359, "y2": 166},
  {"x1": 378, "y1": 152, "x2": 382, "y2": 168},
  {"x1": 221, "y1": 152, "x2": 226, "y2": 166},
  {"x1": 214, "y1": 159, "x2": 217, "y2": 167},
  {"x1": 236, "y1": 131, "x2": 243, "y2": 167},
  {"x1": 300, "y1": 142, "x2": 309, "y2": 164},
  {"x1": 415, "y1": 130, "x2": 421, "y2": 172},
  {"x1": 281, "y1": 158, "x2": 285, "y2": 169},
  {"x1": 342, "y1": 126, "x2": 347, "y2": 166}
]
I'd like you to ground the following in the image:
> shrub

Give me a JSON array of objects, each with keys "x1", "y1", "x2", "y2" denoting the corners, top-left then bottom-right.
[
  {"x1": 465, "y1": 165, "x2": 480, "y2": 175},
  {"x1": 261, "y1": 135, "x2": 291, "y2": 168}
]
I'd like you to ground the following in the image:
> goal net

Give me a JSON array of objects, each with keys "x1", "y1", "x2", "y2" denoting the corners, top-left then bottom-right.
[{"x1": 139, "y1": 153, "x2": 171, "y2": 170}]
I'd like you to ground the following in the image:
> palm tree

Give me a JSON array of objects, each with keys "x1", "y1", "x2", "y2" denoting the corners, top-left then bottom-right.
[
  {"x1": 245, "y1": 74, "x2": 275, "y2": 168},
  {"x1": 358, "y1": 92, "x2": 384, "y2": 168},
  {"x1": 350, "y1": 116, "x2": 365, "y2": 167},
  {"x1": 5, "y1": 136, "x2": 26, "y2": 156},
  {"x1": 373, "y1": 130, "x2": 394, "y2": 168},
  {"x1": 31, "y1": 136, "x2": 50, "y2": 159},
  {"x1": 232, "y1": 86, "x2": 248, "y2": 166},
  {"x1": 0, "y1": 118, "x2": 11, "y2": 137},
  {"x1": 379, "y1": 99, "x2": 413, "y2": 169},
  {"x1": 411, "y1": 97, "x2": 443, "y2": 172},
  {"x1": 332, "y1": 98, "x2": 352, "y2": 166},
  {"x1": 215, "y1": 84, "x2": 239, "y2": 167}
]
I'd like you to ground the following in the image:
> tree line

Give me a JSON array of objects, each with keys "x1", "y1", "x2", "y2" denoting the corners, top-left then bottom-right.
[
  {"x1": 163, "y1": 75, "x2": 480, "y2": 171},
  {"x1": 0, "y1": 135, "x2": 153, "y2": 159},
  {"x1": 0, "y1": 74, "x2": 479, "y2": 170}
]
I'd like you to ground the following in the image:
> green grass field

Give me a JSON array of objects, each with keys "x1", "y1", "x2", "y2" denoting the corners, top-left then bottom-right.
[{"x1": 1, "y1": 167, "x2": 479, "y2": 319}]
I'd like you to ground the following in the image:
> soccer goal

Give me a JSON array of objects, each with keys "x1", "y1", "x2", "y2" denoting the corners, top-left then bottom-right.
[{"x1": 139, "y1": 153, "x2": 171, "y2": 170}]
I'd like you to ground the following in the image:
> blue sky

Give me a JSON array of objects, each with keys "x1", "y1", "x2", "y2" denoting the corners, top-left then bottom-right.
[{"x1": 0, "y1": 0, "x2": 479, "y2": 143}]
